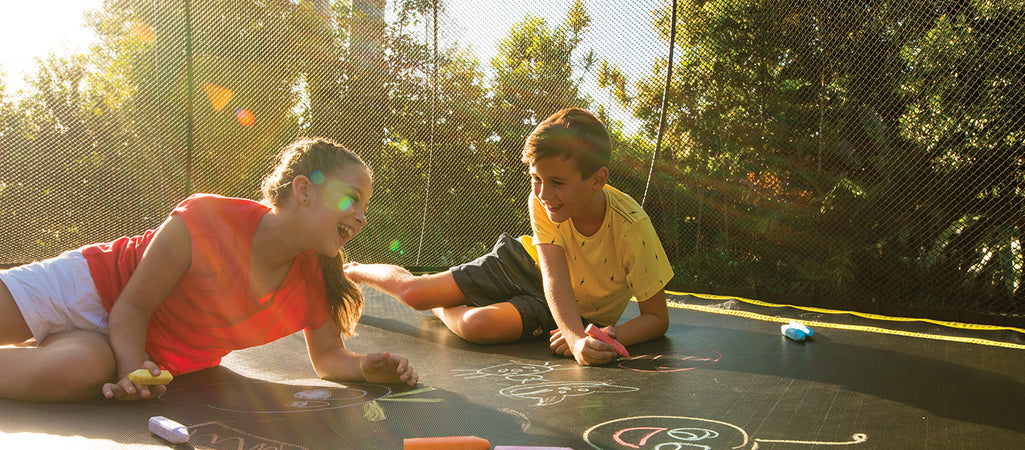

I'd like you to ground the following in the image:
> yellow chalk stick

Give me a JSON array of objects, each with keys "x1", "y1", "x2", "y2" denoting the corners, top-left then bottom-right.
[{"x1": 128, "y1": 369, "x2": 173, "y2": 385}]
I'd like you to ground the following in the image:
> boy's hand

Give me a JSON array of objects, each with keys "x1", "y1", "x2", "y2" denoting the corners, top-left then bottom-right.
[
  {"x1": 360, "y1": 352, "x2": 419, "y2": 386},
  {"x1": 552, "y1": 328, "x2": 618, "y2": 365},
  {"x1": 102, "y1": 361, "x2": 167, "y2": 401},
  {"x1": 549, "y1": 329, "x2": 573, "y2": 357},
  {"x1": 572, "y1": 336, "x2": 618, "y2": 365}
]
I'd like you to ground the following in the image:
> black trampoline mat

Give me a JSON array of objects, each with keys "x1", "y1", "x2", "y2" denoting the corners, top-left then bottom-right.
[{"x1": 1, "y1": 288, "x2": 1024, "y2": 449}]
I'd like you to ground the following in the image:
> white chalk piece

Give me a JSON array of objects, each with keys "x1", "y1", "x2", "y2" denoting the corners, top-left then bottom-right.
[
  {"x1": 149, "y1": 416, "x2": 189, "y2": 444},
  {"x1": 788, "y1": 320, "x2": 814, "y2": 337}
]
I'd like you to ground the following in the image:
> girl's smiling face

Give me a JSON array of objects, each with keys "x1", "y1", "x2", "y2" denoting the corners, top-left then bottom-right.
[{"x1": 306, "y1": 165, "x2": 372, "y2": 255}]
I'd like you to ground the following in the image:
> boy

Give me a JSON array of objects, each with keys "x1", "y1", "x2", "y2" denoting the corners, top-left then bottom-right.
[{"x1": 345, "y1": 108, "x2": 673, "y2": 365}]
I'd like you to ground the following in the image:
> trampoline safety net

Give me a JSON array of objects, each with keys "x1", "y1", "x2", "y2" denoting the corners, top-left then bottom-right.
[{"x1": 1, "y1": 0, "x2": 1023, "y2": 326}]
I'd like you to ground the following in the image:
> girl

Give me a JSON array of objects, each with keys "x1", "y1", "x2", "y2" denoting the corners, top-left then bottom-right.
[{"x1": 0, "y1": 137, "x2": 417, "y2": 402}]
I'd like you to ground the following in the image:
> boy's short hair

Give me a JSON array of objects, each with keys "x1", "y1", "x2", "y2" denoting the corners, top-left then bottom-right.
[{"x1": 522, "y1": 108, "x2": 612, "y2": 178}]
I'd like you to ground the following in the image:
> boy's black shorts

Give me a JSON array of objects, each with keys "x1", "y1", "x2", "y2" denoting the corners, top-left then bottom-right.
[{"x1": 449, "y1": 233, "x2": 557, "y2": 341}]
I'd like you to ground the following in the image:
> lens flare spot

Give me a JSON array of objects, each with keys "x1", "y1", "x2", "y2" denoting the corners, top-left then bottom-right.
[
  {"x1": 201, "y1": 82, "x2": 233, "y2": 111},
  {"x1": 580, "y1": 395, "x2": 604, "y2": 422},
  {"x1": 235, "y1": 108, "x2": 255, "y2": 127},
  {"x1": 389, "y1": 240, "x2": 401, "y2": 252},
  {"x1": 322, "y1": 180, "x2": 353, "y2": 212},
  {"x1": 127, "y1": 21, "x2": 156, "y2": 45},
  {"x1": 310, "y1": 170, "x2": 325, "y2": 185},
  {"x1": 338, "y1": 196, "x2": 353, "y2": 211}
]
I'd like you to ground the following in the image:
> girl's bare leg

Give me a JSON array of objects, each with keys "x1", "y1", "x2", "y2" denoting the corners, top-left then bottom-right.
[
  {"x1": 0, "y1": 280, "x2": 115, "y2": 401},
  {"x1": 0, "y1": 330, "x2": 115, "y2": 401},
  {"x1": 0, "y1": 280, "x2": 32, "y2": 345}
]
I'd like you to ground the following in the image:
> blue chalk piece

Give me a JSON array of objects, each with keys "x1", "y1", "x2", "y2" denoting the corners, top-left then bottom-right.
[
  {"x1": 781, "y1": 324, "x2": 807, "y2": 341},
  {"x1": 788, "y1": 320, "x2": 813, "y2": 337}
]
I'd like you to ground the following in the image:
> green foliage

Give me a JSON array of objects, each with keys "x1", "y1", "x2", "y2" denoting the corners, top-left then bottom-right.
[
  {"x1": 598, "y1": 0, "x2": 1024, "y2": 315},
  {"x1": 1, "y1": 0, "x2": 1022, "y2": 318}
]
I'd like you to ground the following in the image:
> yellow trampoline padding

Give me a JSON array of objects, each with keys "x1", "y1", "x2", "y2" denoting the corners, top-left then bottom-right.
[{"x1": 664, "y1": 290, "x2": 1025, "y2": 350}]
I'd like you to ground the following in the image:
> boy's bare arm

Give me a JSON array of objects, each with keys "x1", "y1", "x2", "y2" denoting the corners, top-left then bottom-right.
[
  {"x1": 608, "y1": 289, "x2": 670, "y2": 346},
  {"x1": 536, "y1": 243, "x2": 618, "y2": 365}
]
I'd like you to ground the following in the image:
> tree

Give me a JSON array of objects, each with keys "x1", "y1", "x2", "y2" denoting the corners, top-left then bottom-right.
[{"x1": 602, "y1": 0, "x2": 1023, "y2": 316}]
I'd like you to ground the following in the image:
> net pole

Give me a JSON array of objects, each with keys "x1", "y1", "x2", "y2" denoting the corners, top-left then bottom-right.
[
  {"x1": 184, "y1": 0, "x2": 195, "y2": 194},
  {"x1": 415, "y1": 0, "x2": 438, "y2": 266},
  {"x1": 641, "y1": 0, "x2": 677, "y2": 208}
]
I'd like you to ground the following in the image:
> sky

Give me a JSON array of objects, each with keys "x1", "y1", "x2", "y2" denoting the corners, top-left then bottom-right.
[
  {"x1": 0, "y1": 1, "x2": 105, "y2": 95},
  {"x1": 0, "y1": 0, "x2": 668, "y2": 129},
  {"x1": 438, "y1": 0, "x2": 667, "y2": 130}
]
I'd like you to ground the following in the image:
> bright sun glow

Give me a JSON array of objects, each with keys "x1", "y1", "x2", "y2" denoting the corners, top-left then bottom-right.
[
  {"x1": 0, "y1": 0, "x2": 662, "y2": 131},
  {"x1": 0, "y1": 1, "x2": 105, "y2": 95}
]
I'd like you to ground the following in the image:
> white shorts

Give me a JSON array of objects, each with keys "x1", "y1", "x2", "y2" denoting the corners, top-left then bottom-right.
[{"x1": 0, "y1": 249, "x2": 109, "y2": 344}]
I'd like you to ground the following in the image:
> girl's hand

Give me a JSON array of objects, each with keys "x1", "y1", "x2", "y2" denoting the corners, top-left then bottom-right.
[
  {"x1": 360, "y1": 352, "x2": 418, "y2": 386},
  {"x1": 101, "y1": 361, "x2": 167, "y2": 401}
]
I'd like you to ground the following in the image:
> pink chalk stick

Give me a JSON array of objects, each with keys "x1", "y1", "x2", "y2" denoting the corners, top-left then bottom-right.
[{"x1": 585, "y1": 323, "x2": 629, "y2": 357}]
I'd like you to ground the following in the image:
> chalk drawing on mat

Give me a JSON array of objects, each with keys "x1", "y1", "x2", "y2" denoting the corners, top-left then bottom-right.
[
  {"x1": 187, "y1": 421, "x2": 309, "y2": 449},
  {"x1": 618, "y1": 351, "x2": 722, "y2": 373},
  {"x1": 499, "y1": 381, "x2": 638, "y2": 406},
  {"x1": 453, "y1": 361, "x2": 564, "y2": 383},
  {"x1": 378, "y1": 386, "x2": 444, "y2": 403},
  {"x1": 362, "y1": 400, "x2": 387, "y2": 422},
  {"x1": 159, "y1": 382, "x2": 391, "y2": 413},
  {"x1": 583, "y1": 415, "x2": 867, "y2": 449},
  {"x1": 501, "y1": 408, "x2": 533, "y2": 431},
  {"x1": 366, "y1": 386, "x2": 445, "y2": 421}
]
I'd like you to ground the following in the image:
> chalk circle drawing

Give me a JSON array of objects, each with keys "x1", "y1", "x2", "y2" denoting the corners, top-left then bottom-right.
[
  {"x1": 187, "y1": 421, "x2": 309, "y2": 449},
  {"x1": 159, "y1": 381, "x2": 391, "y2": 413},
  {"x1": 454, "y1": 361, "x2": 563, "y2": 383},
  {"x1": 618, "y1": 351, "x2": 722, "y2": 373},
  {"x1": 501, "y1": 408, "x2": 533, "y2": 431},
  {"x1": 584, "y1": 415, "x2": 867, "y2": 449},
  {"x1": 500, "y1": 381, "x2": 638, "y2": 406}
]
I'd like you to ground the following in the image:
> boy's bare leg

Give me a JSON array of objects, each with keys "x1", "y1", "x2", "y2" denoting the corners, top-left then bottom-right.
[
  {"x1": 344, "y1": 263, "x2": 468, "y2": 310},
  {"x1": 0, "y1": 280, "x2": 116, "y2": 401},
  {"x1": 431, "y1": 303, "x2": 523, "y2": 344},
  {"x1": 344, "y1": 263, "x2": 525, "y2": 343}
]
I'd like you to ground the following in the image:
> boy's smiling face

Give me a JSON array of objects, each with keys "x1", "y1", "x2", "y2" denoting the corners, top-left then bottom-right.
[{"x1": 529, "y1": 155, "x2": 605, "y2": 224}]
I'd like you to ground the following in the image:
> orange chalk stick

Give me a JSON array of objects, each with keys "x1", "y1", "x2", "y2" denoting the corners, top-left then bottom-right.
[{"x1": 403, "y1": 435, "x2": 491, "y2": 450}]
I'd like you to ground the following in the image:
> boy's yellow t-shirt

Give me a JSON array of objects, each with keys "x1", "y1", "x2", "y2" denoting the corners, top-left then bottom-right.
[{"x1": 523, "y1": 185, "x2": 674, "y2": 326}]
